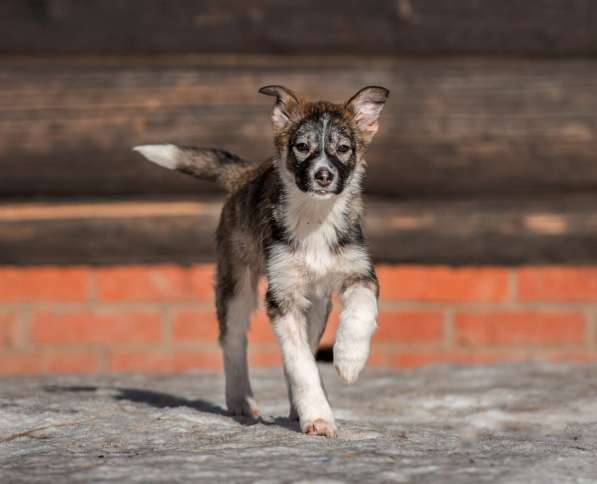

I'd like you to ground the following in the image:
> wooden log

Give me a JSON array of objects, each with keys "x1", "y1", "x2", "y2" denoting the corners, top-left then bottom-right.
[
  {"x1": 365, "y1": 196, "x2": 597, "y2": 264},
  {"x1": 0, "y1": 201, "x2": 220, "y2": 265},
  {"x1": 1, "y1": 57, "x2": 597, "y2": 198},
  {"x1": 1, "y1": 195, "x2": 596, "y2": 265},
  {"x1": 1, "y1": 0, "x2": 597, "y2": 56}
]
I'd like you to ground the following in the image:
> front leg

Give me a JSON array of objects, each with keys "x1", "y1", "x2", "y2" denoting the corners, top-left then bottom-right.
[
  {"x1": 288, "y1": 293, "x2": 332, "y2": 422},
  {"x1": 334, "y1": 275, "x2": 379, "y2": 384},
  {"x1": 268, "y1": 294, "x2": 337, "y2": 437}
]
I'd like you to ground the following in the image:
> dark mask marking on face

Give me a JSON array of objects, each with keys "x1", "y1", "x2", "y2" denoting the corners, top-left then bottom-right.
[
  {"x1": 287, "y1": 111, "x2": 357, "y2": 195},
  {"x1": 292, "y1": 149, "x2": 321, "y2": 193},
  {"x1": 325, "y1": 152, "x2": 353, "y2": 195}
]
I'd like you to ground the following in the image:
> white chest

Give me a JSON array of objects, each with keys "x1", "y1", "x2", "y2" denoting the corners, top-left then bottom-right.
[
  {"x1": 295, "y1": 223, "x2": 339, "y2": 276},
  {"x1": 269, "y1": 185, "x2": 369, "y2": 301}
]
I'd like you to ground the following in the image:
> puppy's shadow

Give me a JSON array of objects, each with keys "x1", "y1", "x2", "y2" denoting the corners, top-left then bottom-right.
[
  {"x1": 114, "y1": 387, "x2": 225, "y2": 415},
  {"x1": 114, "y1": 388, "x2": 296, "y2": 430},
  {"x1": 44, "y1": 385, "x2": 296, "y2": 431}
]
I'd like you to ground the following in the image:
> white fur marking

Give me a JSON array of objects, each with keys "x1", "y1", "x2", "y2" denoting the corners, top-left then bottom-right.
[
  {"x1": 334, "y1": 285, "x2": 378, "y2": 384},
  {"x1": 321, "y1": 113, "x2": 330, "y2": 151},
  {"x1": 281, "y1": 179, "x2": 350, "y2": 274},
  {"x1": 273, "y1": 311, "x2": 335, "y2": 431},
  {"x1": 267, "y1": 164, "x2": 370, "y2": 311},
  {"x1": 133, "y1": 144, "x2": 180, "y2": 170}
]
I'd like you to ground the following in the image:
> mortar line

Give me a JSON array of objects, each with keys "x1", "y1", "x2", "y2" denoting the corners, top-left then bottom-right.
[
  {"x1": 161, "y1": 303, "x2": 174, "y2": 349},
  {"x1": 585, "y1": 308, "x2": 597, "y2": 351},
  {"x1": 97, "y1": 345, "x2": 110, "y2": 374},
  {"x1": 379, "y1": 300, "x2": 597, "y2": 312},
  {"x1": 17, "y1": 304, "x2": 33, "y2": 351},
  {"x1": 88, "y1": 269, "x2": 98, "y2": 308},
  {"x1": 507, "y1": 268, "x2": 518, "y2": 303},
  {"x1": 443, "y1": 309, "x2": 455, "y2": 350}
]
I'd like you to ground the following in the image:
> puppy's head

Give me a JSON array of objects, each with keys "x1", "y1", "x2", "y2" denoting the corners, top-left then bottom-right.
[{"x1": 259, "y1": 85, "x2": 389, "y2": 198}]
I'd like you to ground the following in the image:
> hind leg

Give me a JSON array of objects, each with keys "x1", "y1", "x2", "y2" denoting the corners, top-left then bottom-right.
[
  {"x1": 288, "y1": 293, "x2": 332, "y2": 422},
  {"x1": 217, "y1": 265, "x2": 259, "y2": 417}
]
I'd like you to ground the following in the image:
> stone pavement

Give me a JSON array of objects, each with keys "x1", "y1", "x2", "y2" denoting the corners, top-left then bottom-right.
[{"x1": 1, "y1": 364, "x2": 597, "y2": 483}]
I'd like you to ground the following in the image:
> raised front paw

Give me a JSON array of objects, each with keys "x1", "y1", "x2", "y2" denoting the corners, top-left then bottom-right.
[
  {"x1": 333, "y1": 337, "x2": 371, "y2": 384},
  {"x1": 302, "y1": 418, "x2": 337, "y2": 438}
]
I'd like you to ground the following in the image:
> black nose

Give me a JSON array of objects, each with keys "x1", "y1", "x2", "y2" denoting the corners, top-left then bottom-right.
[{"x1": 314, "y1": 168, "x2": 334, "y2": 187}]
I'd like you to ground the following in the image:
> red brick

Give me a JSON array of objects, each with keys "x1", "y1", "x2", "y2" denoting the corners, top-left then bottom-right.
[
  {"x1": 257, "y1": 278, "x2": 268, "y2": 298},
  {"x1": 455, "y1": 311, "x2": 586, "y2": 346},
  {"x1": 546, "y1": 351, "x2": 597, "y2": 364},
  {"x1": 0, "y1": 267, "x2": 90, "y2": 302},
  {"x1": 31, "y1": 310, "x2": 162, "y2": 345},
  {"x1": 249, "y1": 345, "x2": 282, "y2": 368},
  {"x1": 251, "y1": 309, "x2": 341, "y2": 347},
  {"x1": 393, "y1": 351, "x2": 525, "y2": 369},
  {"x1": 0, "y1": 313, "x2": 17, "y2": 348},
  {"x1": 190, "y1": 264, "x2": 215, "y2": 301},
  {"x1": 365, "y1": 347, "x2": 390, "y2": 368},
  {"x1": 375, "y1": 311, "x2": 444, "y2": 343},
  {"x1": 248, "y1": 343, "x2": 389, "y2": 369},
  {"x1": 377, "y1": 266, "x2": 509, "y2": 302},
  {"x1": 320, "y1": 312, "x2": 340, "y2": 347},
  {"x1": 249, "y1": 310, "x2": 276, "y2": 343},
  {"x1": 0, "y1": 350, "x2": 98, "y2": 375},
  {"x1": 0, "y1": 353, "x2": 44, "y2": 375},
  {"x1": 249, "y1": 345, "x2": 386, "y2": 369},
  {"x1": 96, "y1": 265, "x2": 192, "y2": 302},
  {"x1": 173, "y1": 307, "x2": 278, "y2": 343},
  {"x1": 172, "y1": 309, "x2": 219, "y2": 342},
  {"x1": 45, "y1": 351, "x2": 100, "y2": 374},
  {"x1": 258, "y1": 309, "x2": 441, "y2": 348},
  {"x1": 518, "y1": 267, "x2": 597, "y2": 302},
  {"x1": 110, "y1": 349, "x2": 222, "y2": 373}
]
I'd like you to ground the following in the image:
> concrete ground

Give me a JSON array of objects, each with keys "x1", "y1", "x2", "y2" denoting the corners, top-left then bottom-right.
[{"x1": 1, "y1": 363, "x2": 597, "y2": 484}]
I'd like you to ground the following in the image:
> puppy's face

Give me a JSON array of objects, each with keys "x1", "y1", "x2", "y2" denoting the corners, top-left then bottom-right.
[
  {"x1": 260, "y1": 86, "x2": 389, "y2": 198},
  {"x1": 288, "y1": 108, "x2": 356, "y2": 196}
]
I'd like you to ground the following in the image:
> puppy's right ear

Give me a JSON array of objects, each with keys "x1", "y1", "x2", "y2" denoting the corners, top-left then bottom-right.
[{"x1": 258, "y1": 85, "x2": 301, "y2": 134}]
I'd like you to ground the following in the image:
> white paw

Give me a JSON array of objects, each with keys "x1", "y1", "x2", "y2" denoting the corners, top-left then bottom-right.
[
  {"x1": 333, "y1": 337, "x2": 370, "y2": 384},
  {"x1": 302, "y1": 418, "x2": 337, "y2": 438}
]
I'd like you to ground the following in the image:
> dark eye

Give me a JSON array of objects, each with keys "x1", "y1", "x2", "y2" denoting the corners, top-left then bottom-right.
[
  {"x1": 294, "y1": 143, "x2": 309, "y2": 153},
  {"x1": 337, "y1": 144, "x2": 351, "y2": 154}
]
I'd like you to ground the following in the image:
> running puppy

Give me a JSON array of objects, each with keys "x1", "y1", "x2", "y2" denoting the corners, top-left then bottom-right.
[{"x1": 134, "y1": 85, "x2": 389, "y2": 437}]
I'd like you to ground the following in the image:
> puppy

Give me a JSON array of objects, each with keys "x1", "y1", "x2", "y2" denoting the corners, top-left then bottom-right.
[{"x1": 134, "y1": 85, "x2": 389, "y2": 437}]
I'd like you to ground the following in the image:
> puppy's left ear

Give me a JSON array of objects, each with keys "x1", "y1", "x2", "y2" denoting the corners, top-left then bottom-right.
[
  {"x1": 345, "y1": 86, "x2": 390, "y2": 144},
  {"x1": 259, "y1": 85, "x2": 301, "y2": 135}
]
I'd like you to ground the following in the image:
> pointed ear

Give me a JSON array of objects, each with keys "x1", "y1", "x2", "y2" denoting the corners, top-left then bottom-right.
[
  {"x1": 258, "y1": 85, "x2": 301, "y2": 134},
  {"x1": 345, "y1": 86, "x2": 389, "y2": 144}
]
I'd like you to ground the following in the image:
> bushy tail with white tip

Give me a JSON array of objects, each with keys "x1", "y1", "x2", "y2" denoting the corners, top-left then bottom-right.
[{"x1": 133, "y1": 144, "x2": 257, "y2": 193}]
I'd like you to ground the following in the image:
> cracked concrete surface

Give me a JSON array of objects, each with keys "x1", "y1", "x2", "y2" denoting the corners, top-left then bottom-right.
[{"x1": 1, "y1": 364, "x2": 597, "y2": 483}]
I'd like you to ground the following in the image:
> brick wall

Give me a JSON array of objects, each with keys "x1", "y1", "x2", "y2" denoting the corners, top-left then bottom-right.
[{"x1": 1, "y1": 264, "x2": 596, "y2": 375}]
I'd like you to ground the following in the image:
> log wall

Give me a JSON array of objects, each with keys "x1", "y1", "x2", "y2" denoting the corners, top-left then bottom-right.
[
  {"x1": 1, "y1": 1, "x2": 596, "y2": 264},
  {"x1": 2, "y1": 0, "x2": 597, "y2": 56}
]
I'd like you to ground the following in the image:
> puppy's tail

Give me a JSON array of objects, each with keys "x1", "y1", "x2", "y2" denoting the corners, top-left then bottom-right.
[{"x1": 133, "y1": 144, "x2": 258, "y2": 193}]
